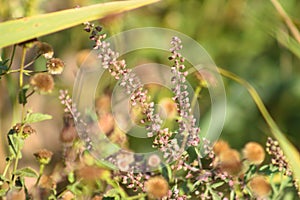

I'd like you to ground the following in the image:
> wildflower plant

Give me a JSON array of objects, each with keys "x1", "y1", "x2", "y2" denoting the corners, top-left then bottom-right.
[
  {"x1": 0, "y1": 0, "x2": 300, "y2": 198},
  {"x1": 65, "y1": 24, "x2": 299, "y2": 199},
  {"x1": 0, "y1": 39, "x2": 64, "y2": 198}
]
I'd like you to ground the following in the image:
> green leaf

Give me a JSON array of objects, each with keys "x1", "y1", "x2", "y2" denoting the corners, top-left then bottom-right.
[
  {"x1": 211, "y1": 181, "x2": 224, "y2": 189},
  {"x1": 68, "y1": 172, "x2": 75, "y2": 183},
  {"x1": 0, "y1": 0, "x2": 160, "y2": 48},
  {"x1": 0, "y1": 189, "x2": 8, "y2": 197},
  {"x1": 24, "y1": 112, "x2": 52, "y2": 123},
  {"x1": 276, "y1": 29, "x2": 300, "y2": 59},
  {"x1": 14, "y1": 167, "x2": 38, "y2": 178},
  {"x1": 7, "y1": 133, "x2": 19, "y2": 157},
  {"x1": 244, "y1": 164, "x2": 257, "y2": 181}
]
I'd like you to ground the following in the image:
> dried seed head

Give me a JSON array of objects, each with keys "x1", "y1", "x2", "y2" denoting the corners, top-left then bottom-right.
[
  {"x1": 30, "y1": 73, "x2": 54, "y2": 93},
  {"x1": 35, "y1": 41, "x2": 54, "y2": 59},
  {"x1": 243, "y1": 142, "x2": 265, "y2": 165},
  {"x1": 34, "y1": 149, "x2": 53, "y2": 165},
  {"x1": 249, "y1": 176, "x2": 271, "y2": 198},
  {"x1": 145, "y1": 176, "x2": 169, "y2": 199},
  {"x1": 218, "y1": 149, "x2": 242, "y2": 175},
  {"x1": 46, "y1": 58, "x2": 64, "y2": 75},
  {"x1": 13, "y1": 123, "x2": 36, "y2": 139},
  {"x1": 213, "y1": 140, "x2": 230, "y2": 156},
  {"x1": 148, "y1": 154, "x2": 161, "y2": 168}
]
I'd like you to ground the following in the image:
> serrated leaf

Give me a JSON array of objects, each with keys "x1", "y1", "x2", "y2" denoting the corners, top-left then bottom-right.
[
  {"x1": 14, "y1": 167, "x2": 38, "y2": 178},
  {"x1": 0, "y1": 0, "x2": 160, "y2": 48},
  {"x1": 24, "y1": 113, "x2": 52, "y2": 123}
]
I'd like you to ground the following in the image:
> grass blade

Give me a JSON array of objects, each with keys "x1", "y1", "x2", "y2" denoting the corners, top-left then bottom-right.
[{"x1": 0, "y1": 0, "x2": 160, "y2": 48}]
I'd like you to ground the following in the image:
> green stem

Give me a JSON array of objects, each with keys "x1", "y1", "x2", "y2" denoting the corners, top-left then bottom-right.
[
  {"x1": 35, "y1": 164, "x2": 45, "y2": 186},
  {"x1": 269, "y1": 166, "x2": 278, "y2": 198},
  {"x1": 7, "y1": 69, "x2": 21, "y2": 74},
  {"x1": 11, "y1": 140, "x2": 20, "y2": 185},
  {"x1": 8, "y1": 44, "x2": 16, "y2": 70},
  {"x1": 105, "y1": 178, "x2": 128, "y2": 198},
  {"x1": 191, "y1": 86, "x2": 201, "y2": 112},
  {"x1": 10, "y1": 46, "x2": 27, "y2": 185},
  {"x1": 23, "y1": 54, "x2": 41, "y2": 69},
  {"x1": 19, "y1": 46, "x2": 27, "y2": 88},
  {"x1": 25, "y1": 90, "x2": 35, "y2": 99},
  {"x1": 2, "y1": 158, "x2": 11, "y2": 178}
]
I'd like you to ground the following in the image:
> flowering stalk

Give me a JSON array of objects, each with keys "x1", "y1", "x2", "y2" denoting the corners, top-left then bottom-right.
[
  {"x1": 59, "y1": 90, "x2": 92, "y2": 150},
  {"x1": 169, "y1": 36, "x2": 200, "y2": 153},
  {"x1": 86, "y1": 22, "x2": 163, "y2": 138}
]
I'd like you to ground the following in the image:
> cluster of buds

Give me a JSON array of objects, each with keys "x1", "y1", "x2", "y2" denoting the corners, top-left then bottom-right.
[
  {"x1": 12, "y1": 123, "x2": 36, "y2": 139},
  {"x1": 35, "y1": 41, "x2": 64, "y2": 75},
  {"x1": 266, "y1": 137, "x2": 292, "y2": 176},
  {"x1": 202, "y1": 138, "x2": 215, "y2": 160},
  {"x1": 59, "y1": 90, "x2": 92, "y2": 151},
  {"x1": 118, "y1": 171, "x2": 149, "y2": 192},
  {"x1": 153, "y1": 128, "x2": 180, "y2": 162},
  {"x1": 130, "y1": 87, "x2": 162, "y2": 137},
  {"x1": 29, "y1": 41, "x2": 64, "y2": 94},
  {"x1": 86, "y1": 22, "x2": 163, "y2": 138},
  {"x1": 169, "y1": 36, "x2": 200, "y2": 147}
]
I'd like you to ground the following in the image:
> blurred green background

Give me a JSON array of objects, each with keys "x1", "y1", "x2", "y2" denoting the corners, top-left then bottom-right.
[{"x1": 1, "y1": 0, "x2": 300, "y2": 157}]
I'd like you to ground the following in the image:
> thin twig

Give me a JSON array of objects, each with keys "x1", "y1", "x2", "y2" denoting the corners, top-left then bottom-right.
[{"x1": 8, "y1": 45, "x2": 16, "y2": 70}]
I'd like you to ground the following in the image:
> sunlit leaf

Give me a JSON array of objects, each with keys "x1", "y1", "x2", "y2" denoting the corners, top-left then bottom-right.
[
  {"x1": 0, "y1": 0, "x2": 160, "y2": 48},
  {"x1": 14, "y1": 167, "x2": 38, "y2": 178},
  {"x1": 24, "y1": 112, "x2": 52, "y2": 123}
]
